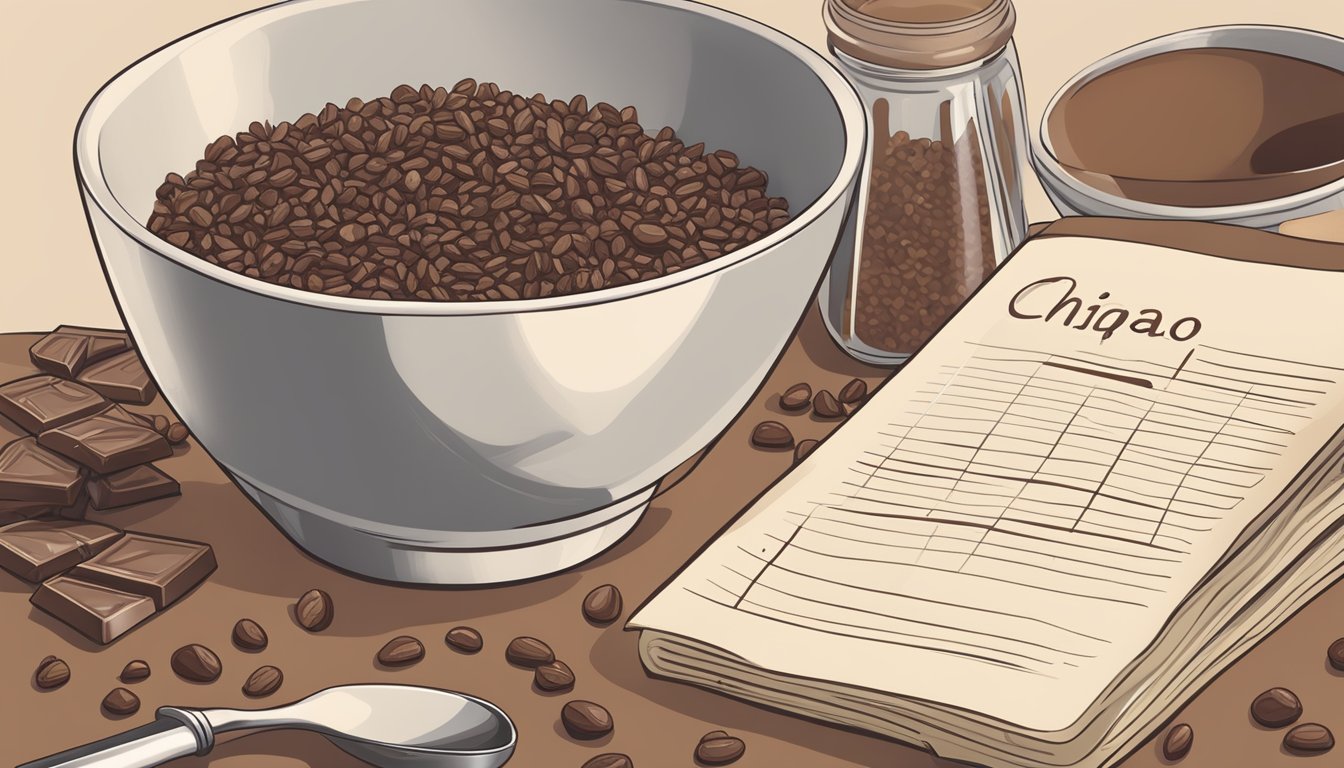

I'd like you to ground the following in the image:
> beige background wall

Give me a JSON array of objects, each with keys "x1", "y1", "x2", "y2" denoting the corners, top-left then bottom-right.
[{"x1": 2, "y1": 0, "x2": 1341, "y2": 333}]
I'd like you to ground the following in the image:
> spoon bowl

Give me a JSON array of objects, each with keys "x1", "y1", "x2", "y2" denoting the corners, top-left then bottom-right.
[{"x1": 208, "y1": 685, "x2": 517, "y2": 768}]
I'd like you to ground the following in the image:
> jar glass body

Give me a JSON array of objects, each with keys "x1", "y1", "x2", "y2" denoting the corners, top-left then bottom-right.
[{"x1": 821, "y1": 43, "x2": 1030, "y2": 365}]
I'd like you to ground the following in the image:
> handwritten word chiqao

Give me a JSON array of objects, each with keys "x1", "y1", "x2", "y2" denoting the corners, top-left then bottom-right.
[{"x1": 1008, "y1": 276, "x2": 1202, "y2": 343}]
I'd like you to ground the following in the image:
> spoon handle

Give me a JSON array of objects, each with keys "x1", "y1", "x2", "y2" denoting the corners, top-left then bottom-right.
[{"x1": 16, "y1": 708, "x2": 211, "y2": 768}]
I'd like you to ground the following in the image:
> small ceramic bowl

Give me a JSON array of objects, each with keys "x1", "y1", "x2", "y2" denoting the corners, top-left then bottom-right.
[{"x1": 1032, "y1": 25, "x2": 1344, "y2": 229}]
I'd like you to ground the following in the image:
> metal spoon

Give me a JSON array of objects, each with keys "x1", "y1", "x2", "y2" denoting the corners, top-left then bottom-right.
[{"x1": 18, "y1": 684, "x2": 517, "y2": 768}]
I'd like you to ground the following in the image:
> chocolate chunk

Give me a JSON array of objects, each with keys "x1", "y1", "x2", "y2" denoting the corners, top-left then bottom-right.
[
  {"x1": 1329, "y1": 637, "x2": 1344, "y2": 671},
  {"x1": 0, "y1": 375, "x2": 107, "y2": 433},
  {"x1": 165, "y1": 422, "x2": 190, "y2": 445},
  {"x1": 243, "y1": 665, "x2": 283, "y2": 697},
  {"x1": 0, "y1": 412, "x2": 26, "y2": 447},
  {"x1": 29, "y1": 327, "x2": 131, "y2": 379},
  {"x1": 795, "y1": 438, "x2": 819, "y2": 463},
  {"x1": 295, "y1": 588, "x2": 334, "y2": 631},
  {"x1": 0, "y1": 437, "x2": 86, "y2": 505},
  {"x1": 506, "y1": 636, "x2": 554, "y2": 667},
  {"x1": 76, "y1": 351, "x2": 157, "y2": 405},
  {"x1": 446, "y1": 626, "x2": 483, "y2": 653},
  {"x1": 30, "y1": 576, "x2": 156, "y2": 644},
  {"x1": 1251, "y1": 687, "x2": 1301, "y2": 728},
  {"x1": 102, "y1": 687, "x2": 141, "y2": 716},
  {"x1": 534, "y1": 660, "x2": 575, "y2": 692},
  {"x1": 35, "y1": 656, "x2": 70, "y2": 689},
  {"x1": 50, "y1": 486, "x2": 90, "y2": 521},
  {"x1": 88, "y1": 464, "x2": 180, "y2": 510},
  {"x1": 1162, "y1": 723, "x2": 1193, "y2": 761},
  {"x1": 377, "y1": 635, "x2": 425, "y2": 666},
  {"x1": 120, "y1": 660, "x2": 150, "y2": 683},
  {"x1": 68, "y1": 532, "x2": 214, "y2": 609},
  {"x1": 561, "y1": 700, "x2": 613, "y2": 739},
  {"x1": 838, "y1": 378, "x2": 868, "y2": 404},
  {"x1": 582, "y1": 584, "x2": 623, "y2": 624},
  {"x1": 583, "y1": 755, "x2": 632, "y2": 768},
  {"x1": 171, "y1": 643, "x2": 222, "y2": 682},
  {"x1": 750, "y1": 421, "x2": 793, "y2": 449},
  {"x1": 696, "y1": 733, "x2": 746, "y2": 765},
  {"x1": 0, "y1": 498, "x2": 55, "y2": 525},
  {"x1": 812, "y1": 390, "x2": 845, "y2": 419},
  {"x1": 150, "y1": 414, "x2": 171, "y2": 436},
  {"x1": 29, "y1": 333, "x2": 89, "y2": 379},
  {"x1": 1285, "y1": 723, "x2": 1334, "y2": 753},
  {"x1": 779, "y1": 383, "x2": 812, "y2": 412},
  {"x1": 232, "y1": 618, "x2": 268, "y2": 651},
  {"x1": 0, "y1": 519, "x2": 122, "y2": 582},
  {"x1": 39, "y1": 408, "x2": 172, "y2": 474}
]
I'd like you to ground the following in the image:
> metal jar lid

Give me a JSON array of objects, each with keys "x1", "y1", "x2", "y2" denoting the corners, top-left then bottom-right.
[{"x1": 824, "y1": 0, "x2": 1017, "y2": 70}]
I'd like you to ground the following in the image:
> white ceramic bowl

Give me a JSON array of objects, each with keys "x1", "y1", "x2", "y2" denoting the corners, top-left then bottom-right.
[
  {"x1": 1032, "y1": 25, "x2": 1344, "y2": 229},
  {"x1": 75, "y1": 0, "x2": 864, "y2": 583}
]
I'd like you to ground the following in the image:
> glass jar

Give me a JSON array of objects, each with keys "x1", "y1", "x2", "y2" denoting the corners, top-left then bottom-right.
[{"x1": 821, "y1": 0, "x2": 1030, "y2": 365}]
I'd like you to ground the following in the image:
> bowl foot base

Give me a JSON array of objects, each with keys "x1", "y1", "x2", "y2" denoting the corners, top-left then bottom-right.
[{"x1": 232, "y1": 479, "x2": 653, "y2": 585}]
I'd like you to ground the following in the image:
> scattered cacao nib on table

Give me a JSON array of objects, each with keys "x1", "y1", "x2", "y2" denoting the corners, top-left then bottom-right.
[
  {"x1": 837, "y1": 377, "x2": 868, "y2": 405},
  {"x1": 811, "y1": 389, "x2": 845, "y2": 420},
  {"x1": 445, "y1": 625, "x2": 483, "y2": 653},
  {"x1": 582, "y1": 583, "x2": 623, "y2": 624},
  {"x1": 1284, "y1": 723, "x2": 1334, "y2": 753},
  {"x1": 505, "y1": 636, "x2": 554, "y2": 667},
  {"x1": 1161, "y1": 723, "x2": 1193, "y2": 761},
  {"x1": 34, "y1": 655, "x2": 70, "y2": 689},
  {"x1": 1250, "y1": 687, "x2": 1302, "y2": 728},
  {"x1": 243, "y1": 665, "x2": 284, "y2": 698},
  {"x1": 778, "y1": 383, "x2": 812, "y2": 412},
  {"x1": 377, "y1": 635, "x2": 426, "y2": 667},
  {"x1": 1328, "y1": 637, "x2": 1344, "y2": 671},
  {"x1": 749, "y1": 421, "x2": 793, "y2": 450},
  {"x1": 696, "y1": 729, "x2": 747, "y2": 765},
  {"x1": 232, "y1": 618, "x2": 269, "y2": 651},
  {"x1": 794, "y1": 438, "x2": 819, "y2": 464},
  {"x1": 101, "y1": 686, "x2": 140, "y2": 716},
  {"x1": 119, "y1": 659, "x2": 150, "y2": 683},
  {"x1": 295, "y1": 588, "x2": 334, "y2": 631},
  {"x1": 171, "y1": 643, "x2": 222, "y2": 683},
  {"x1": 582, "y1": 754, "x2": 633, "y2": 768},
  {"x1": 561, "y1": 699, "x2": 613, "y2": 740},
  {"x1": 165, "y1": 422, "x2": 190, "y2": 445},
  {"x1": 534, "y1": 660, "x2": 576, "y2": 692}
]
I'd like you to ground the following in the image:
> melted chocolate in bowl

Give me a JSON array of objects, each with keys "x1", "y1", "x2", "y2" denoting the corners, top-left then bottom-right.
[{"x1": 1048, "y1": 47, "x2": 1344, "y2": 206}]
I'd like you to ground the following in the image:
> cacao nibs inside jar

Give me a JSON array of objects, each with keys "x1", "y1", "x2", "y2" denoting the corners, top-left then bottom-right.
[
  {"x1": 851, "y1": 99, "x2": 996, "y2": 354},
  {"x1": 146, "y1": 80, "x2": 792, "y2": 302}
]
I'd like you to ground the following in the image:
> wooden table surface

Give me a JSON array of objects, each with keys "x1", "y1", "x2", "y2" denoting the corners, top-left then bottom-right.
[{"x1": 8, "y1": 308, "x2": 1344, "y2": 768}]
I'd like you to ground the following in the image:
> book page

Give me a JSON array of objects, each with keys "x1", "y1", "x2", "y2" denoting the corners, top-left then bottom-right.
[{"x1": 630, "y1": 235, "x2": 1344, "y2": 733}]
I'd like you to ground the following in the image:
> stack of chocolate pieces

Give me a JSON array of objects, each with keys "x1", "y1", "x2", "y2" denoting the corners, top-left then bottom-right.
[{"x1": 0, "y1": 326, "x2": 213, "y2": 644}]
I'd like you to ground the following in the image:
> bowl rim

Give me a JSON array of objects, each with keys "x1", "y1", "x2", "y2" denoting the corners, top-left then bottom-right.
[
  {"x1": 1031, "y1": 23, "x2": 1344, "y2": 221},
  {"x1": 74, "y1": 0, "x2": 866, "y2": 317}
]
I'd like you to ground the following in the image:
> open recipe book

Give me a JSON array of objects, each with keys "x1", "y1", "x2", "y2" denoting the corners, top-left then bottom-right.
[{"x1": 629, "y1": 219, "x2": 1344, "y2": 768}]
